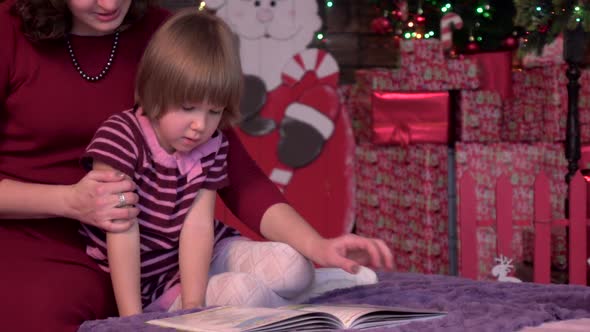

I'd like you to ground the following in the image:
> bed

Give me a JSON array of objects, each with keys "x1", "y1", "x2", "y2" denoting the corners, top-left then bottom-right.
[{"x1": 79, "y1": 271, "x2": 590, "y2": 331}]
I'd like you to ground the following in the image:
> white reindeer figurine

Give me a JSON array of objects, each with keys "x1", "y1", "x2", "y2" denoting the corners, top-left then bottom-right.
[{"x1": 491, "y1": 255, "x2": 522, "y2": 283}]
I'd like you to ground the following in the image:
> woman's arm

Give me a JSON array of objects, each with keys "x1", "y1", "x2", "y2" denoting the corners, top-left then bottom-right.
[
  {"x1": 0, "y1": 173, "x2": 134, "y2": 217},
  {"x1": 93, "y1": 161, "x2": 142, "y2": 317},
  {"x1": 219, "y1": 130, "x2": 393, "y2": 273},
  {"x1": 179, "y1": 189, "x2": 217, "y2": 309},
  {"x1": 218, "y1": 129, "x2": 287, "y2": 236},
  {"x1": 259, "y1": 203, "x2": 394, "y2": 273},
  {"x1": 0, "y1": 173, "x2": 139, "y2": 232},
  {"x1": 0, "y1": 9, "x2": 141, "y2": 226}
]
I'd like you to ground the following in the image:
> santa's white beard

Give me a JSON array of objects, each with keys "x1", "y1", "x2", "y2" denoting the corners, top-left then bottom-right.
[{"x1": 240, "y1": 32, "x2": 315, "y2": 91}]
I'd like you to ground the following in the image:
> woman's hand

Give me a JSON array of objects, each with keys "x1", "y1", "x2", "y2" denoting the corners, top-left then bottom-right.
[
  {"x1": 64, "y1": 170, "x2": 139, "y2": 232},
  {"x1": 306, "y1": 234, "x2": 394, "y2": 274}
]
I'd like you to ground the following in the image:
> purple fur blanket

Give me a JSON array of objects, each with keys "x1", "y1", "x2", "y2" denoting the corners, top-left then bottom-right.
[{"x1": 79, "y1": 272, "x2": 590, "y2": 331}]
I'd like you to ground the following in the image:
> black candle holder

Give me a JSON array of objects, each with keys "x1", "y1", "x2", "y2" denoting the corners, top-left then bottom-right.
[{"x1": 562, "y1": 25, "x2": 588, "y2": 217}]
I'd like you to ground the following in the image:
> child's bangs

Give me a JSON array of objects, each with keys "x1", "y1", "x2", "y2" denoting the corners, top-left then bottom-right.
[{"x1": 167, "y1": 45, "x2": 241, "y2": 110}]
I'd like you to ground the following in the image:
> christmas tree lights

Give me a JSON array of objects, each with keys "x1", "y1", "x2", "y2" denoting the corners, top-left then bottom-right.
[
  {"x1": 323, "y1": 0, "x2": 516, "y2": 53},
  {"x1": 514, "y1": 0, "x2": 590, "y2": 55}
]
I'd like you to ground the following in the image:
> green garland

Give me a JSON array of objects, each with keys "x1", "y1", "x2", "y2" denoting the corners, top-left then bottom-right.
[{"x1": 514, "y1": 0, "x2": 590, "y2": 54}]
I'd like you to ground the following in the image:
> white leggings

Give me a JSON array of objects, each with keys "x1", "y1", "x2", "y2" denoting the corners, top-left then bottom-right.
[
  {"x1": 149, "y1": 236, "x2": 378, "y2": 312},
  {"x1": 148, "y1": 236, "x2": 315, "y2": 311},
  {"x1": 207, "y1": 236, "x2": 316, "y2": 306}
]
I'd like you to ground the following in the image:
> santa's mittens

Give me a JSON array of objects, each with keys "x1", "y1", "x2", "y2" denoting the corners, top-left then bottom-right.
[
  {"x1": 239, "y1": 75, "x2": 276, "y2": 136},
  {"x1": 277, "y1": 84, "x2": 339, "y2": 168}
]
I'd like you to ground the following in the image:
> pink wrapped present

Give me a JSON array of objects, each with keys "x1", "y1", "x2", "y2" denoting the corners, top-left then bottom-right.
[
  {"x1": 371, "y1": 91, "x2": 449, "y2": 145},
  {"x1": 447, "y1": 58, "x2": 480, "y2": 90},
  {"x1": 400, "y1": 39, "x2": 445, "y2": 66},
  {"x1": 463, "y1": 51, "x2": 513, "y2": 99},
  {"x1": 502, "y1": 68, "x2": 546, "y2": 141},
  {"x1": 344, "y1": 85, "x2": 372, "y2": 143},
  {"x1": 521, "y1": 34, "x2": 565, "y2": 68},
  {"x1": 507, "y1": 65, "x2": 590, "y2": 142},
  {"x1": 459, "y1": 90, "x2": 502, "y2": 142},
  {"x1": 355, "y1": 143, "x2": 449, "y2": 274}
]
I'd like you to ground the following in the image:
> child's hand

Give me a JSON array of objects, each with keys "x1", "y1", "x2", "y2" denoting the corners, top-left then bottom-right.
[
  {"x1": 307, "y1": 234, "x2": 393, "y2": 274},
  {"x1": 182, "y1": 299, "x2": 204, "y2": 310}
]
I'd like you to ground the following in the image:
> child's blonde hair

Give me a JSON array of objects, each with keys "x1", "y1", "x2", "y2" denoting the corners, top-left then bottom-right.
[{"x1": 135, "y1": 9, "x2": 242, "y2": 128}]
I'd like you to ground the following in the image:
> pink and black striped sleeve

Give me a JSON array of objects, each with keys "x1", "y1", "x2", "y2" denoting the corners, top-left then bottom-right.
[
  {"x1": 200, "y1": 132, "x2": 230, "y2": 191},
  {"x1": 81, "y1": 112, "x2": 140, "y2": 177}
]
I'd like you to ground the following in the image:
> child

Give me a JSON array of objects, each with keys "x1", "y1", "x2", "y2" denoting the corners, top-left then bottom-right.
[
  {"x1": 79, "y1": 9, "x2": 246, "y2": 316},
  {"x1": 80, "y1": 9, "x2": 378, "y2": 317}
]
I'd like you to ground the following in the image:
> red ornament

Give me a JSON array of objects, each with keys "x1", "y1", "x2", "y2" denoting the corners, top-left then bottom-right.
[
  {"x1": 502, "y1": 36, "x2": 518, "y2": 49},
  {"x1": 466, "y1": 41, "x2": 480, "y2": 53},
  {"x1": 370, "y1": 17, "x2": 392, "y2": 34},
  {"x1": 538, "y1": 25, "x2": 549, "y2": 34},
  {"x1": 447, "y1": 47, "x2": 458, "y2": 59}
]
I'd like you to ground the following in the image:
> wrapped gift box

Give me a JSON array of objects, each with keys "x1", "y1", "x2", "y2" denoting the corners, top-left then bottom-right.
[
  {"x1": 354, "y1": 40, "x2": 478, "y2": 93},
  {"x1": 458, "y1": 90, "x2": 502, "y2": 142},
  {"x1": 371, "y1": 91, "x2": 449, "y2": 145},
  {"x1": 354, "y1": 59, "x2": 479, "y2": 93},
  {"x1": 346, "y1": 84, "x2": 373, "y2": 143},
  {"x1": 447, "y1": 59, "x2": 480, "y2": 90},
  {"x1": 463, "y1": 51, "x2": 513, "y2": 99},
  {"x1": 506, "y1": 65, "x2": 590, "y2": 143},
  {"x1": 520, "y1": 34, "x2": 564, "y2": 69},
  {"x1": 456, "y1": 142, "x2": 568, "y2": 280},
  {"x1": 400, "y1": 39, "x2": 445, "y2": 65},
  {"x1": 535, "y1": 65, "x2": 568, "y2": 142},
  {"x1": 501, "y1": 69, "x2": 546, "y2": 142},
  {"x1": 355, "y1": 143, "x2": 449, "y2": 274}
]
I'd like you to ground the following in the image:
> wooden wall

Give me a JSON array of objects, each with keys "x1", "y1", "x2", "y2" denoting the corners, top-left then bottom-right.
[{"x1": 160, "y1": 0, "x2": 398, "y2": 84}]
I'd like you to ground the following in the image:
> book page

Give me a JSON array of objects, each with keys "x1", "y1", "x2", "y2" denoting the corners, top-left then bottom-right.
[
  {"x1": 284, "y1": 304, "x2": 380, "y2": 328},
  {"x1": 283, "y1": 304, "x2": 445, "y2": 329},
  {"x1": 147, "y1": 306, "x2": 316, "y2": 332}
]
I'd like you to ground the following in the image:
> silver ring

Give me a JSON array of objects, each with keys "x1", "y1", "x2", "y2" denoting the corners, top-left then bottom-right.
[{"x1": 117, "y1": 193, "x2": 127, "y2": 208}]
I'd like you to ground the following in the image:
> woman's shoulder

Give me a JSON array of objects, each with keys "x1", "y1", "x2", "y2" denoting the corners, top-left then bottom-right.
[
  {"x1": 123, "y1": 5, "x2": 171, "y2": 47},
  {"x1": 133, "y1": 6, "x2": 172, "y2": 35},
  {"x1": 145, "y1": 6, "x2": 172, "y2": 22},
  {"x1": 0, "y1": 1, "x2": 19, "y2": 73},
  {"x1": 0, "y1": 1, "x2": 18, "y2": 34}
]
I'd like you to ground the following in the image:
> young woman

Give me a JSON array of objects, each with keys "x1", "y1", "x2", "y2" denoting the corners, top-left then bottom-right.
[{"x1": 0, "y1": 0, "x2": 392, "y2": 330}]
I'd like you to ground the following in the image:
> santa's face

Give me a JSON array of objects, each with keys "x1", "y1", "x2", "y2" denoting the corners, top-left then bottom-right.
[
  {"x1": 225, "y1": 0, "x2": 298, "y2": 40},
  {"x1": 216, "y1": 0, "x2": 321, "y2": 90}
]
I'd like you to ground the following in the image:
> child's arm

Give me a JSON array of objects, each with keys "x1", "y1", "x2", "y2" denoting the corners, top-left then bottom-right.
[
  {"x1": 93, "y1": 160, "x2": 142, "y2": 317},
  {"x1": 179, "y1": 188, "x2": 216, "y2": 309}
]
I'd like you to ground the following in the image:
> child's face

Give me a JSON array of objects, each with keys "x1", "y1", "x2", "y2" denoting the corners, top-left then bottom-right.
[{"x1": 153, "y1": 102, "x2": 224, "y2": 153}]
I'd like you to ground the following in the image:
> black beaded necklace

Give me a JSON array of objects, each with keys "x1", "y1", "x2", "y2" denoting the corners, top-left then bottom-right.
[{"x1": 65, "y1": 30, "x2": 119, "y2": 82}]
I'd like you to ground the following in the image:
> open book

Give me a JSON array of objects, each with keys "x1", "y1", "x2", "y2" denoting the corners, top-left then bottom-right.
[{"x1": 146, "y1": 304, "x2": 446, "y2": 331}]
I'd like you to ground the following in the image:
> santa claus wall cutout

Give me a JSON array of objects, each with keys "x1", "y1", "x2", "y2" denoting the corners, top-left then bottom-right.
[{"x1": 207, "y1": 0, "x2": 355, "y2": 240}]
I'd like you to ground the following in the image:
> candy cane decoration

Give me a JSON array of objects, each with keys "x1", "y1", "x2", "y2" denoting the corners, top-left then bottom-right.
[
  {"x1": 281, "y1": 48, "x2": 339, "y2": 88},
  {"x1": 440, "y1": 12, "x2": 464, "y2": 51}
]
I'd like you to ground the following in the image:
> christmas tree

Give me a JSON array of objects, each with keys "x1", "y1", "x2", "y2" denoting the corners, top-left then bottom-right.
[
  {"x1": 363, "y1": 0, "x2": 517, "y2": 53},
  {"x1": 361, "y1": 0, "x2": 589, "y2": 54},
  {"x1": 514, "y1": 0, "x2": 590, "y2": 55}
]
